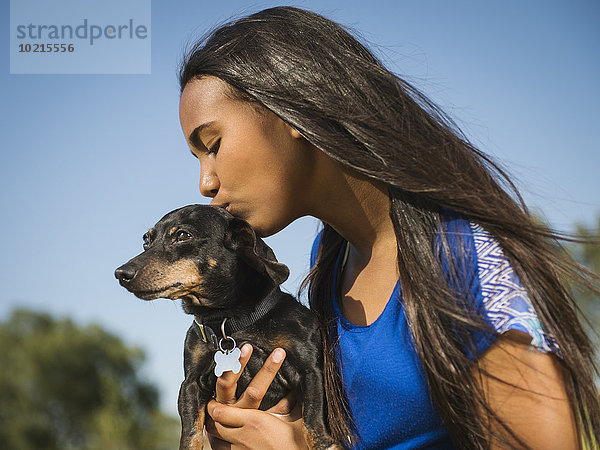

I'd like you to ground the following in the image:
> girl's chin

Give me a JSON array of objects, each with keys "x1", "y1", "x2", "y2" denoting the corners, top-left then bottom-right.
[
  {"x1": 244, "y1": 210, "x2": 298, "y2": 237},
  {"x1": 252, "y1": 219, "x2": 283, "y2": 238}
]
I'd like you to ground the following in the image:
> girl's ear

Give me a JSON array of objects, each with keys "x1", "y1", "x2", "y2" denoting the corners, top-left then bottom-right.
[{"x1": 223, "y1": 217, "x2": 290, "y2": 285}]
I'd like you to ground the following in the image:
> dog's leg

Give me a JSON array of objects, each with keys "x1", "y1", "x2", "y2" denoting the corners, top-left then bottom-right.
[
  {"x1": 190, "y1": 406, "x2": 206, "y2": 450},
  {"x1": 178, "y1": 379, "x2": 209, "y2": 450},
  {"x1": 300, "y1": 371, "x2": 341, "y2": 450}
]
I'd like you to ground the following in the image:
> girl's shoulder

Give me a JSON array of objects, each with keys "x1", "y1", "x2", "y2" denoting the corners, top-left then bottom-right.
[
  {"x1": 436, "y1": 213, "x2": 562, "y2": 359},
  {"x1": 309, "y1": 213, "x2": 562, "y2": 359}
]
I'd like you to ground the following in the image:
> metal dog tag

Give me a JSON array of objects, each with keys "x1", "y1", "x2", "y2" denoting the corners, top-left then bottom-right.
[{"x1": 214, "y1": 336, "x2": 241, "y2": 377}]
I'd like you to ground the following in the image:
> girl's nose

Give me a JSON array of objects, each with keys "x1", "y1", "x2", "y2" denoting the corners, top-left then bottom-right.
[{"x1": 199, "y1": 160, "x2": 220, "y2": 198}]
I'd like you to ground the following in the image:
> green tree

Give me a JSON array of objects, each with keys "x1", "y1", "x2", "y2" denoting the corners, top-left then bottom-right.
[
  {"x1": 0, "y1": 309, "x2": 180, "y2": 450},
  {"x1": 569, "y1": 216, "x2": 600, "y2": 359}
]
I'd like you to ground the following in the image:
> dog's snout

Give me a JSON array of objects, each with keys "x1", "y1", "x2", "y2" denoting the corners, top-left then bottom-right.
[{"x1": 115, "y1": 264, "x2": 136, "y2": 283}]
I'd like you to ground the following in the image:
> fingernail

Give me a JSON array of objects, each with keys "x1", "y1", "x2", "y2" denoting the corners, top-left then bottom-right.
[
  {"x1": 272, "y1": 348, "x2": 285, "y2": 363},
  {"x1": 241, "y1": 343, "x2": 252, "y2": 357}
]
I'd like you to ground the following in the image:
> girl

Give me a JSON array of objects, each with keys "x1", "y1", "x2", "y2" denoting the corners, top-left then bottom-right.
[{"x1": 177, "y1": 6, "x2": 599, "y2": 449}]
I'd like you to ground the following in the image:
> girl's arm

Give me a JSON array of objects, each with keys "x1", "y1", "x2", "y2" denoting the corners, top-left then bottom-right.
[{"x1": 473, "y1": 330, "x2": 579, "y2": 449}]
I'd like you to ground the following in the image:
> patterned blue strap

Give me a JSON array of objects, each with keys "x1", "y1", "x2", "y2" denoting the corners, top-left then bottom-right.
[{"x1": 470, "y1": 222, "x2": 562, "y2": 357}]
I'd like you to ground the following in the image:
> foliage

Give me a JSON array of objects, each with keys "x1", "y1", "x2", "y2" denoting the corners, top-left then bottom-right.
[
  {"x1": 572, "y1": 216, "x2": 600, "y2": 312},
  {"x1": 569, "y1": 216, "x2": 600, "y2": 356},
  {"x1": 0, "y1": 309, "x2": 180, "y2": 450}
]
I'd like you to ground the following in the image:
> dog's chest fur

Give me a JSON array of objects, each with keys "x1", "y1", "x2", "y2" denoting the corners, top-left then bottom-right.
[{"x1": 185, "y1": 293, "x2": 323, "y2": 410}]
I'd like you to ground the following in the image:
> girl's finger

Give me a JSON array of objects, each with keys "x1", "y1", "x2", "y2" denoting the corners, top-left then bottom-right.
[
  {"x1": 206, "y1": 434, "x2": 231, "y2": 450},
  {"x1": 205, "y1": 413, "x2": 234, "y2": 449},
  {"x1": 215, "y1": 343, "x2": 253, "y2": 405},
  {"x1": 266, "y1": 390, "x2": 297, "y2": 417},
  {"x1": 236, "y1": 348, "x2": 286, "y2": 409},
  {"x1": 207, "y1": 399, "x2": 248, "y2": 428}
]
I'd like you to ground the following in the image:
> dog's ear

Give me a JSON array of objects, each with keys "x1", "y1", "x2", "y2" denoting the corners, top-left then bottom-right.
[{"x1": 224, "y1": 218, "x2": 289, "y2": 285}]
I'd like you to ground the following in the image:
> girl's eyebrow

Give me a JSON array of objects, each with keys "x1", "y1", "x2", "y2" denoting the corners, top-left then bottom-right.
[{"x1": 187, "y1": 121, "x2": 215, "y2": 149}]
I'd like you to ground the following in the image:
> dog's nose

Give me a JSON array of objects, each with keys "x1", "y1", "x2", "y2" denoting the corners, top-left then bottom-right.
[{"x1": 115, "y1": 264, "x2": 136, "y2": 283}]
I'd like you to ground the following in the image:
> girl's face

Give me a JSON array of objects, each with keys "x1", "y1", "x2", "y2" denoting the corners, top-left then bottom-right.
[{"x1": 179, "y1": 76, "x2": 319, "y2": 237}]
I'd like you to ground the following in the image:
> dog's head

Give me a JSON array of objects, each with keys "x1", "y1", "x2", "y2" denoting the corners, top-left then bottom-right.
[{"x1": 115, "y1": 205, "x2": 289, "y2": 311}]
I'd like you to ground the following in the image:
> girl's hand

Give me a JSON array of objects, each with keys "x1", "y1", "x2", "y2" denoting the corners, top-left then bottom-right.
[{"x1": 206, "y1": 344, "x2": 308, "y2": 449}]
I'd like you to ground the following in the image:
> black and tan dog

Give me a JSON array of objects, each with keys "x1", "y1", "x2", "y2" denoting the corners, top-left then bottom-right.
[{"x1": 115, "y1": 205, "x2": 341, "y2": 449}]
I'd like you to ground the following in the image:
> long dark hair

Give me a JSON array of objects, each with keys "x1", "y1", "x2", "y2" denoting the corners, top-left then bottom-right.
[{"x1": 178, "y1": 6, "x2": 599, "y2": 448}]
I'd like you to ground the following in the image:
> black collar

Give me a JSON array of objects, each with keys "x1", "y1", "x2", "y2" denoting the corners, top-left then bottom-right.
[{"x1": 192, "y1": 287, "x2": 282, "y2": 350}]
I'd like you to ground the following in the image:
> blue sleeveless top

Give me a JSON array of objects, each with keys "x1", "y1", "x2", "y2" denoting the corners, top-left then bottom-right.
[{"x1": 310, "y1": 214, "x2": 560, "y2": 449}]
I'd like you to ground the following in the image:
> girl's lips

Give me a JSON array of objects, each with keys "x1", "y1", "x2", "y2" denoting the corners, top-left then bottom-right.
[{"x1": 213, "y1": 202, "x2": 238, "y2": 216}]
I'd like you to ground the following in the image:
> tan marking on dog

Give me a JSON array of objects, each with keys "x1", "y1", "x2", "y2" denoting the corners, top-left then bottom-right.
[
  {"x1": 182, "y1": 295, "x2": 210, "y2": 308},
  {"x1": 303, "y1": 425, "x2": 341, "y2": 449},
  {"x1": 191, "y1": 343, "x2": 206, "y2": 365},
  {"x1": 303, "y1": 425, "x2": 317, "y2": 449},
  {"x1": 189, "y1": 408, "x2": 205, "y2": 450},
  {"x1": 136, "y1": 258, "x2": 205, "y2": 300},
  {"x1": 169, "y1": 226, "x2": 178, "y2": 235},
  {"x1": 166, "y1": 259, "x2": 203, "y2": 285},
  {"x1": 207, "y1": 258, "x2": 217, "y2": 268},
  {"x1": 273, "y1": 334, "x2": 291, "y2": 351}
]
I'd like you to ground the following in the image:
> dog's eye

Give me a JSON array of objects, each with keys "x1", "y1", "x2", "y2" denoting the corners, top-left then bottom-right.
[{"x1": 176, "y1": 230, "x2": 192, "y2": 243}]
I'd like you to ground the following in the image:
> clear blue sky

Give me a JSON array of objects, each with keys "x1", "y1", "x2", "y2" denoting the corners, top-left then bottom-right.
[{"x1": 1, "y1": 0, "x2": 598, "y2": 415}]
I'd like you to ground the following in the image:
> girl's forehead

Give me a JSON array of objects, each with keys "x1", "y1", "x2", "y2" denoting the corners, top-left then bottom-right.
[
  {"x1": 179, "y1": 77, "x2": 234, "y2": 137},
  {"x1": 179, "y1": 76, "x2": 266, "y2": 136},
  {"x1": 180, "y1": 76, "x2": 230, "y2": 112}
]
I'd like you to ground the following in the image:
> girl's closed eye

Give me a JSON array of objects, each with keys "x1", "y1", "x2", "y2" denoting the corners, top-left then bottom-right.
[{"x1": 207, "y1": 139, "x2": 221, "y2": 155}]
